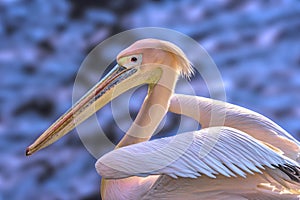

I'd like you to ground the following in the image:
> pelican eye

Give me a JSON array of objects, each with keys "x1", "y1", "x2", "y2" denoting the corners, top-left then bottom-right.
[
  {"x1": 131, "y1": 57, "x2": 137, "y2": 62},
  {"x1": 118, "y1": 54, "x2": 142, "y2": 68}
]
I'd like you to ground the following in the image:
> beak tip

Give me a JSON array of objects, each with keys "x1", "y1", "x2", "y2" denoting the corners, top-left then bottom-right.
[{"x1": 26, "y1": 147, "x2": 32, "y2": 156}]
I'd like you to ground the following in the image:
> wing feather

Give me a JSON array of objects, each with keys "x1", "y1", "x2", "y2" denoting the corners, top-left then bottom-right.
[
  {"x1": 169, "y1": 94, "x2": 300, "y2": 161},
  {"x1": 96, "y1": 126, "x2": 299, "y2": 190}
]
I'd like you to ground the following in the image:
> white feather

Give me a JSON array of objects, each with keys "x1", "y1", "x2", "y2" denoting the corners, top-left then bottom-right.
[{"x1": 96, "y1": 127, "x2": 299, "y2": 183}]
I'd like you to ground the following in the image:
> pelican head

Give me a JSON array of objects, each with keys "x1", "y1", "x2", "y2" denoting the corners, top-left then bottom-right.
[{"x1": 26, "y1": 39, "x2": 193, "y2": 156}]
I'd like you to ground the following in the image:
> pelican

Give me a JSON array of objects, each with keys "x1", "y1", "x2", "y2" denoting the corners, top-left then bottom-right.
[{"x1": 26, "y1": 39, "x2": 300, "y2": 199}]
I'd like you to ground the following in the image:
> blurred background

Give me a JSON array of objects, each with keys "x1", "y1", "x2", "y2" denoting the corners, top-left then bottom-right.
[{"x1": 1, "y1": 0, "x2": 300, "y2": 199}]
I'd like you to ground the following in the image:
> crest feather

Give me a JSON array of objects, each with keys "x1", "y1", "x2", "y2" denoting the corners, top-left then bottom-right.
[{"x1": 119, "y1": 39, "x2": 194, "y2": 79}]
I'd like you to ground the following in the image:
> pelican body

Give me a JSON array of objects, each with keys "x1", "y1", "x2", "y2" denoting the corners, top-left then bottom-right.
[{"x1": 26, "y1": 39, "x2": 300, "y2": 199}]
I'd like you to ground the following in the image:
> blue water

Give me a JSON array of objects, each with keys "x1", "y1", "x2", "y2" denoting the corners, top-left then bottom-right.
[{"x1": 1, "y1": 0, "x2": 300, "y2": 199}]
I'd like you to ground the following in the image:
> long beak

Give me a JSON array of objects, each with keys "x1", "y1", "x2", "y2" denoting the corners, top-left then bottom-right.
[{"x1": 26, "y1": 63, "x2": 142, "y2": 156}]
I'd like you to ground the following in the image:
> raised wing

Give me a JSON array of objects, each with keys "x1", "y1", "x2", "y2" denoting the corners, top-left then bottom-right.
[
  {"x1": 96, "y1": 127, "x2": 300, "y2": 191},
  {"x1": 169, "y1": 94, "x2": 300, "y2": 160}
]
